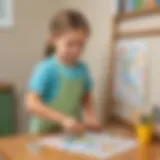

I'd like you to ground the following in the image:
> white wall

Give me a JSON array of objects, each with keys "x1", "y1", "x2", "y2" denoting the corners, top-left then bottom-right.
[{"x1": 0, "y1": 0, "x2": 62, "y2": 132}]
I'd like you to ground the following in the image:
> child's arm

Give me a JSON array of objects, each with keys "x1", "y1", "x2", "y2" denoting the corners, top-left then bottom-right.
[
  {"x1": 83, "y1": 93, "x2": 94, "y2": 117},
  {"x1": 25, "y1": 92, "x2": 85, "y2": 134},
  {"x1": 83, "y1": 93, "x2": 101, "y2": 131}
]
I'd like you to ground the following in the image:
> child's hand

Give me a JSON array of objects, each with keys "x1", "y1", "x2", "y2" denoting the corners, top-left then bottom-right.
[
  {"x1": 62, "y1": 117, "x2": 85, "y2": 135},
  {"x1": 85, "y1": 116, "x2": 102, "y2": 132}
]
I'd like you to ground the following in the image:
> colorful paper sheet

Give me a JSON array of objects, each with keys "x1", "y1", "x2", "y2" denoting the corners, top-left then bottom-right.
[{"x1": 38, "y1": 132, "x2": 137, "y2": 159}]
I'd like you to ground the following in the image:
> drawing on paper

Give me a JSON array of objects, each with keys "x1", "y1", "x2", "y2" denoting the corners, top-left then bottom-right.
[{"x1": 113, "y1": 40, "x2": 148, "y2": 108}]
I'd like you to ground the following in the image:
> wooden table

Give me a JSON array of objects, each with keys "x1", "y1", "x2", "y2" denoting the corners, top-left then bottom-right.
[{"x1": 0, "y1": 131, "x2": 160, "y2": 160}]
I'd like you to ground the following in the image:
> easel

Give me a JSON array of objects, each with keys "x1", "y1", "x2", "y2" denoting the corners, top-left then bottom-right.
[{"x1": 107, "y1": 7, "x2": 160, "y2": 128}]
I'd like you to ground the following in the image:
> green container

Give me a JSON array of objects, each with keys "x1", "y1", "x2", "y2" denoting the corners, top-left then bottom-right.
[
  {"x1": 0, "y1": 88, "x2": 15, "y2": 136},
  {"x1": 135, "y1": 0, "x2": 144, "y2": 11}
]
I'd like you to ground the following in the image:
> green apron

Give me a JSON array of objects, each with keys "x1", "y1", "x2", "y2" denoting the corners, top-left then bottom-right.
[{"x1": 29, "y1": 65, "x2": 84, "y2": 133}]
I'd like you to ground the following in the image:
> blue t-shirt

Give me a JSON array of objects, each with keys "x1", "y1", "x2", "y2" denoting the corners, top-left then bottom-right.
[{"x1": 28, "y1": 56, "x2": 93, "y2": 103}]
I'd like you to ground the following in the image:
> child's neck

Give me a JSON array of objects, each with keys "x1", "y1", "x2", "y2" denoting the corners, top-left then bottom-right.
[{"x1": 56, "y1": 54, "x2": 77, "y2": 67}]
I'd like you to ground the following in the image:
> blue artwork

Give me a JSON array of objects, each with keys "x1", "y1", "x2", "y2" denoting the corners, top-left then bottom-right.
[{"x1": 114, "y1": 40, "x2": 148, "y2": 107}]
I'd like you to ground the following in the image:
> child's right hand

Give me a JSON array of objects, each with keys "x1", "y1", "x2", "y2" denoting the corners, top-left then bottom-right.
[{"x1": 61, "y1": 117, "x2": 85, "y2": 135}]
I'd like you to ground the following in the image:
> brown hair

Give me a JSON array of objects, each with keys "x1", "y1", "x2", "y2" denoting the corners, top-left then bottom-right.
[{"x1": 44, "y1": 10, "x2": 90, "y2": 57}]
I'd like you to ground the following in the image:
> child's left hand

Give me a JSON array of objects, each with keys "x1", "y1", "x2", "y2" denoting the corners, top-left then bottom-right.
[{"x1": 85, "y1": 116, "x2": 102, "y2": 132}]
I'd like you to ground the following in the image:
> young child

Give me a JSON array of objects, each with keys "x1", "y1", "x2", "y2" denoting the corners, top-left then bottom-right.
[{"x1": 26, "y1": 10, "x2": 101, "y2": 134}]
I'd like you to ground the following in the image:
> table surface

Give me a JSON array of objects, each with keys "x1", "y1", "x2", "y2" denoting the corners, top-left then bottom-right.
[{"x1": 0, "y1": 127, "x2": 160, "y2": 160}]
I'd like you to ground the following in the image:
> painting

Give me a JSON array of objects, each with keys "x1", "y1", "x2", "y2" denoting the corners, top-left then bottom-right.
[
  {"x1": 0, "y1": 0, "x2": 13, "y2": 27},
  {"x1": 38, "y1": 132, "x2": 137, "y2": 159},
  {"x1": 113, "y1": 40, "x2": 148, "y2": 108}
]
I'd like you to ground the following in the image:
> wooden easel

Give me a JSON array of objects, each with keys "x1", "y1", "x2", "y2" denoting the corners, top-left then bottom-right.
[{"x1": 107, "y1": 7, "x2": 160, "y2": 128}]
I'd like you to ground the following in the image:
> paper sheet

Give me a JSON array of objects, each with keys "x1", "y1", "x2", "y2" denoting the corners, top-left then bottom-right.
[{"x1": 38, "y1": 132, "x2": 138, "y2": 159}]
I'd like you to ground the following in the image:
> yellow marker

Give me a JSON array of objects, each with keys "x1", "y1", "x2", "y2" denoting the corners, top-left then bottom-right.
[
  {"x1": 137, "y1": 124, "x2": 152, "y2": 145},
  {"x1": 136, "y1": 115, "x2": 153, "y2": 145}
]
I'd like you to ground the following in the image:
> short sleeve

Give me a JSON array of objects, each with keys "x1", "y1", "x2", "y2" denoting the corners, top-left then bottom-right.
[
  {"x1": 28, "y1": 63, "x2": 50, "y2": 95},
  {"x1": 82, "y1": 64, "x2": 93, "y2": 92}
]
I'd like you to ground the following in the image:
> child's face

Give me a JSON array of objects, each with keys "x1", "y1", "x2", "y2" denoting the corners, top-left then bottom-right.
[{"x1": 53, "y1": 29, "x2": 89, "y2": 63}]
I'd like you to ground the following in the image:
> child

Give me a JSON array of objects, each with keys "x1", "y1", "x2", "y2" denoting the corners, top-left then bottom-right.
[{"x1": 26, "y1": 10, "x2": 101, "y2": 134}]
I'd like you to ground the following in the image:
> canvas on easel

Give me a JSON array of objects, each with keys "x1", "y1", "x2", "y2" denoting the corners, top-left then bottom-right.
[{"x1": 113, "y1": 40, "x2": 148, "y2": 122}]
